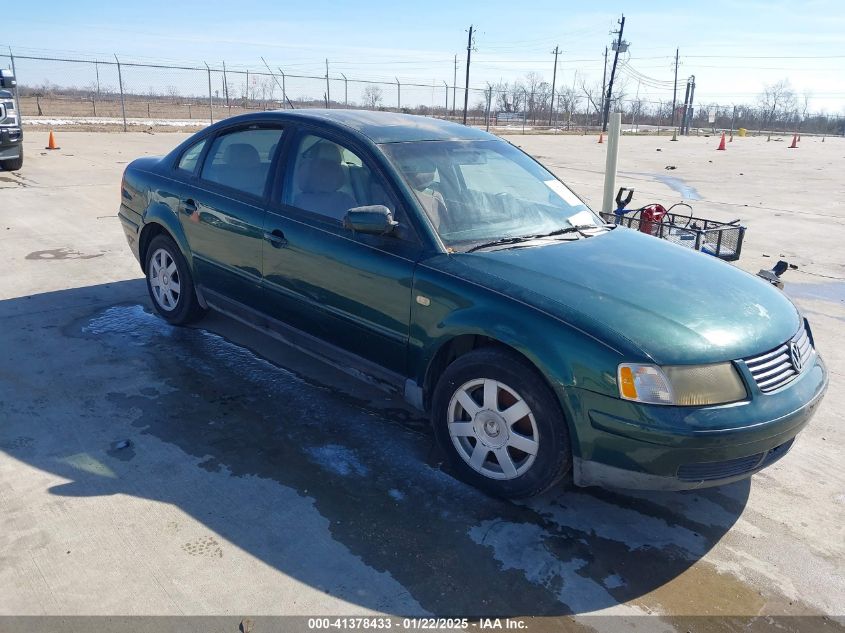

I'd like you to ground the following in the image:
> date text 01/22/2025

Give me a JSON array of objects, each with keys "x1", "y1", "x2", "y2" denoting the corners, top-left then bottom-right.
[{"x1": 306, "y1": 618, "x2": 528, "y2": 630}]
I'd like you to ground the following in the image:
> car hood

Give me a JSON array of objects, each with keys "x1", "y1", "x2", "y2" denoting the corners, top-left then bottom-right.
[{"x1": 441, "y1": 228, "x2": 800, "y2": 364}]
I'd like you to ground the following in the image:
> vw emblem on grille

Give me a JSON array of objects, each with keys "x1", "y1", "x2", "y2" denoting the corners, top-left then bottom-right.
[{"x1": 789, "y1": 341, "x2": 803, "y2": 372}]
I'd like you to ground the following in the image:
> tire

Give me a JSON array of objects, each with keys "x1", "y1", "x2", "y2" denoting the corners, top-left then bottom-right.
[
  {"x1": 1, "y1": 147, "x2": 23, "y2": 171},
  {"x1": 431, "y1": 347, "x2": 572, "y2": 499},
  {"x1": 144, "y1": 234, "x2": 206, "y2": 325}
]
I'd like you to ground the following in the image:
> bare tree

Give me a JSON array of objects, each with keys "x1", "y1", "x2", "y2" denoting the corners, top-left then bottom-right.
[
  {"x1": 557, "y1": 85, "x2": 580, "y2": 129},
  {"x1": 799, "y1": 90, "x2": 812, "y2": 130},
  {"x1": 579, "y1": 79, "x2": 603, "y2": 125},
  {"x1": 166, "y1": 85, "x2": 180, "y2": 103},
  {"x1": 362, "y1": 85, "x2": 383, "y2": 109},
  {"x1": 758, "y1": 79, "x2": 797, "y2": 132}
]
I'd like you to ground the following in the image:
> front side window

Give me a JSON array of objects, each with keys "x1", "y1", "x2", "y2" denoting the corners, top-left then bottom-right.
[
  {"x1": 284, "y1": 134, "x2": 397, "y2": 222},
  {"x1": 200, "y1": 126, "x2": 283, "y2": 197},
  {"x1": 177, "y1": 138, "x2": 206, "y2": 173},
  {"x1": 381, "y1": 140, "x2": 602, "y2": 248}
]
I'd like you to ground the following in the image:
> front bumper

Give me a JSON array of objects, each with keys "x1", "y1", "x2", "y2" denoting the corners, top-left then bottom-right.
[
  {"x1": 0, "y1": 126, "x2": 22, "y2": 160},
  {"x1": 568, "y1": 352, "x2": 828, "y2": 490}
]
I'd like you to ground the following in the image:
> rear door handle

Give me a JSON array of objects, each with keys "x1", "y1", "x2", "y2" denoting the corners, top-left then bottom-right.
[
  {"x1": 182, "y1": 198, "x2": 198, "y2": 215},
  {"x1": 263, "y1": 229, "x2": 287, "y2": 248}
]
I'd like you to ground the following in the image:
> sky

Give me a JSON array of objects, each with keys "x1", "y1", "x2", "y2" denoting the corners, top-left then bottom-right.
[{"x1": 2, "y1": 0, "x2": 844, "y2": 113}]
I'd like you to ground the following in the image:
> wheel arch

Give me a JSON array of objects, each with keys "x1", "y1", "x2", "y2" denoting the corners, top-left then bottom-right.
[
  {"x1": 137, "y1": 206, "x2": 193, "y2": 274},
  {"x1": 421, "y1": 333, "x2": 567, "y2": 419}
]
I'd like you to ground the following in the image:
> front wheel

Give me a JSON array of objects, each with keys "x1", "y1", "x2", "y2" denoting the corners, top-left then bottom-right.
[
  {"x1": 431, "y1": 347, "x2": 572, "y2": 498},
  {"x1": 144, "y1": 234, "x2": 206, "y2": 325}
]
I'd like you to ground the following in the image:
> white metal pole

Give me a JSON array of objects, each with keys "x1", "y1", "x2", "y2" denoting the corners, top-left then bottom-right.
[{"x1": 602, "y1": 112, "x2": 622, "y2": 214}]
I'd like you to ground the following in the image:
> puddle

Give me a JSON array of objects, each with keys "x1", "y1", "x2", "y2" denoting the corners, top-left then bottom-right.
[
  {"x1": 620, "y1": 171, "x2": 702, "y2": 201},
  {"x1": 785, "y1": 281, "x2": 845, "y2": 304},
  {"x1": 652, "y1": 175, "x2": 702, "y2": 200}
]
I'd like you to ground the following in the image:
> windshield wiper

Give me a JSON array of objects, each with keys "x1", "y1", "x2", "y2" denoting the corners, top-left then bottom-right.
[
  {"x1": 465, "y1": 225, "x2": 598, "y2": 253},
  {"x1": 465, "y1": 235, "x2": 539, "y2": 253},
  {"x1": 534, "y1": 224, "x2": 604, "y2": 239}
]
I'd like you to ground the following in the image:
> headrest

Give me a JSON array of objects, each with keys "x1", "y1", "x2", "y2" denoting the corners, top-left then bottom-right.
[
  {"x1": 224, "y1": 143, "x2": 260, "y2": 167},
  {"x1": 296, "y1": 158, "x2": 345, "y2": 194},
  {"x1": 307, "y1": 141, "x2": 343, "y2": 162}
]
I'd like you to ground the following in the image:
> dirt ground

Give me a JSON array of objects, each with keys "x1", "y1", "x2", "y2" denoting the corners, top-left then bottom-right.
[{"x1": 0, "y1": 128, "x2": 843, "y2": 632}]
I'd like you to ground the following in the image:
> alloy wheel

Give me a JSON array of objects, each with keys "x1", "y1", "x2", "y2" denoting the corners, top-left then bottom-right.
[
  {"x1": 447, "y1": 378, "x2": 539, "y2": 480},
  {"x1": 148, "y1": 248, "x2": 181, "y2": 312}
]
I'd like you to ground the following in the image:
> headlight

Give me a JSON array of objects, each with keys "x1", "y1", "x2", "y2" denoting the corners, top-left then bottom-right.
[{"x1": 618, "y1": 362, "x2": 747, "y2": 406}]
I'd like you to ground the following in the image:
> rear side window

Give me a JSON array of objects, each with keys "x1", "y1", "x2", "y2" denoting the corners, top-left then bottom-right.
[
  {"x1": 200, "y1": 127, "x2": 284, "y2": 197},
  {"x1": 177, "y1": 139, "x2": 206, "y2": 173}
]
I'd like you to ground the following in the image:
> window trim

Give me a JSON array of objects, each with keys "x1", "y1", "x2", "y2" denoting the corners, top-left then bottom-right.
[
  {"x1": 271, "y1": 126, "x2": 421, "y2": 246},
  {"x1": 192, "y1": 121, "x2": 287, "y2": 202}
]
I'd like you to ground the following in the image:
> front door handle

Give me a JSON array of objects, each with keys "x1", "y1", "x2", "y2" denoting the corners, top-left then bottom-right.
[
  {"x1": 182, "y1": 198, "x2": 198, "y2": 215},
  {"x1": 263, "y1": 229, "x2": 287, "y2": 248}
]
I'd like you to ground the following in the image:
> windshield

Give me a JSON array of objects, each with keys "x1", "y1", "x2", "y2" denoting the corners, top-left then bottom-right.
[{"x1": 381, "y1": 139, "x2": 603, "y2": 249}]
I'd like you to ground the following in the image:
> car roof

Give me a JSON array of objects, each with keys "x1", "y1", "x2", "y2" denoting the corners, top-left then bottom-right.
[
  {"x1": 231, "y1": 109, "x2": 497, "y2": 144},
  {"x1": 0, "y1": 89, "x2": 12, "y2": 99}
]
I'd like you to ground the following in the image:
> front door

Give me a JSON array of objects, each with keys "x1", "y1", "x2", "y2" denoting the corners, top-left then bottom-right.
[
  {"x1": 178, "y1": 123, "x2": 285, "y2": 308},
  {"x1": 261, "y1": 131, "x2": 422, "y2": 375}
]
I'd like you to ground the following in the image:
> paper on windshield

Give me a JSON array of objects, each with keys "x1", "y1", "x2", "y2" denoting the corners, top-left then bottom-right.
[{"x1": 544, "y1": 179, "x2": 583, "y2": 207}]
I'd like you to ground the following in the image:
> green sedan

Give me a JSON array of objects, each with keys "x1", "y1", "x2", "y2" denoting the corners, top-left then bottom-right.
[{"x1": 118, "y1": 110, "x2": 828, "y2": 498}]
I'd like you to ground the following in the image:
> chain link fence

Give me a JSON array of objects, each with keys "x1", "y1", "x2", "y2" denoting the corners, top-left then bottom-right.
[{"x1": 2, "y1": 50, "x2": 843, "y2": 136}]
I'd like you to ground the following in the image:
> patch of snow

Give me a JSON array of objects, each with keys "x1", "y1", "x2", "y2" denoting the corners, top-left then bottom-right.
[{"x1": 306, "y1": 444, "x2": 369, "y2": 477}]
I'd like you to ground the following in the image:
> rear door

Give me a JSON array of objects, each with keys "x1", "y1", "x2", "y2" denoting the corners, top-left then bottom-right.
[
  {"x1": 260, "y1": 129, "x2": 423, "y2": 375},
  {"x1": 177, "y1": 122, "x2": 285, "y2": 308}
]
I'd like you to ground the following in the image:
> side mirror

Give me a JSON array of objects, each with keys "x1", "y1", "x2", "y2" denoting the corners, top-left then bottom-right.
[
  {"x1": 343, "y1": 205, "x2": 398, "y2": 235},
  {"x1": 0, "y1": 69, "x2": 16, "y2": 90}
]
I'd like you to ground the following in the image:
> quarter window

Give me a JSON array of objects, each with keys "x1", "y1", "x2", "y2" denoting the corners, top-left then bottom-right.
[
  {"x1": 177, "y1": 139, "x2": 206, "y2": 173},
  {"x1": 200, "y1": 127, "x2": 284, "y2": 197}
]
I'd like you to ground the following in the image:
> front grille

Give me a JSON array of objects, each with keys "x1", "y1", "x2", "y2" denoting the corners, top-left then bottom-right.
[
  {"x1": 677, "y1": 438, "x2": 795, "y2": 482},
  {"x1": 744, "y1": 323, "x2": 813, "y2": 393},
  {"x1": 678, "y1": 452, "x2": 764, "y2": 481}
]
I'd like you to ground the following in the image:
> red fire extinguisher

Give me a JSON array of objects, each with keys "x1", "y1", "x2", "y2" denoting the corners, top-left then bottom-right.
[{"x1": 638, "y1": 204, "x2": 668, "y2": 236}]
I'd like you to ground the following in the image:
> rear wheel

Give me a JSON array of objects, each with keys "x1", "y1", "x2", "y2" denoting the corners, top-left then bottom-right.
[
  {"x1": 1, "y1": 147, "x2": 23, "y2": 171},
  {"x1": 144, "y1": 234, "x2": 206, "y2": 325},
  {"x1": 431, "y1": 347, "x2": 572, "y2": 498}
]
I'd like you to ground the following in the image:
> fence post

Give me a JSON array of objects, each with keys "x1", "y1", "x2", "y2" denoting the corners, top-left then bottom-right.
[
  {"x1": 223, "y1": 60, "x2": 230, "y2": 113},
  {"x1": 485, "y1": 84, "x2": 492, "y2": 132},
  {"x1": 325, "y1": 59, "x2": 331, "y2": 108},
  {"x1": 205, "y1": 62, "x2": 213, "y2": 124},
  {"x1": 396, "y1": 77, "x2": 401, "y2": 111},
  {"x1": 280, "y1": 69, "x2": 286, "y2": 109},
  {"x1": 8, "y1": 48, "x2": 21, "y2": 121},
  {"x1": 114, "y1": 54, "x2": 127, "y2": 132},
  {"x1": 443, "y1": 81, "x2": 448, "y2": 115},
  {"x1": 341, "y1": 73, "x2": 348, "y2": 108}
]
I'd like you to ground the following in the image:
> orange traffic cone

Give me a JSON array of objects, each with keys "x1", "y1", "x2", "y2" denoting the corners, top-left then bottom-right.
[
  {"x1": 788, "y1": 134, "x2": 797, "y2": 149},
  {"x1": 45, "y1": 130, "x2": 60, "y2": 150},
  {"x1": 717, "y1": 132, "x2": 726, "y2": 150},
  {"x1": 598, "y1": 132, "x2": 604, "y2": 144}
]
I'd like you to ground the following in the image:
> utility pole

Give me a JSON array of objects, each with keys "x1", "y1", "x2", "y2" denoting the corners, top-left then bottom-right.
[
  {"x1": 462, "y1": 25, "x2": 474, "y2": 125},
  {"x1": 602, "y1": 14, "x2": 626, "y2": 132},
  {"x1": 680, "y1": 78, "x2": 691, "y2": 135},
  {"x1": 600, "y1": 46, "x2": 607, "y2": 125},
  {"x1": 325, "y1": 59, "x2": 331, "y2": 108},
  {"x1": 671, "y1": 47, "x2": 679, "y2": 128},
  {"x1": 687, "y1": 75, "x2": 695, "y2": 136},
  {"x1": 548, "y1": 45, "x2": 560, "y2": 127},
  {"x1": 452, "y1": 54, "x2": 458, "y2": 118}
]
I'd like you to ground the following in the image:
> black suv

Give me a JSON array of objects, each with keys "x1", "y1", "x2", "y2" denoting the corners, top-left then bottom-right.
[{"x1": 0, "y1": 69, "x2": 22, "y2": 171}]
